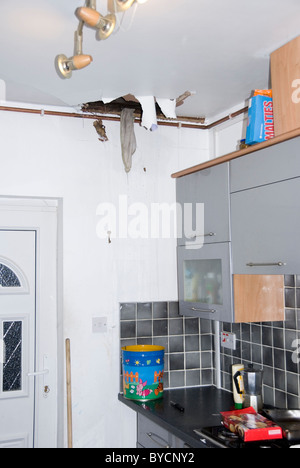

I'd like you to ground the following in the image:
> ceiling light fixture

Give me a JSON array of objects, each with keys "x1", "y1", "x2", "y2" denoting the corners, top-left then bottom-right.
[
  {"x1": 55, "y1": 0, "x2": 149, "y2": 79},
  {"x1": 55, "y1": 53, "x2": 93, "y2": 79},
  {"x1": 76, "y1": 7, "x2": 116, "y2": 40},
  {"x1": 109, "y1": 0, "x2": 148, "y2": 12},
  {"x1": 55, "y1": 26, "x2": 92, "y2": 79},
  {"x1": 114, "y1": 0, "x2": 136, "y2": 12}
]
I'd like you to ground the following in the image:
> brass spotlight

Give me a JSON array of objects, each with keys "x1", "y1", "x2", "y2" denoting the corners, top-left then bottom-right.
[
  {"x1": 55, "y1": 54, "x2": 93, "y2": 79},
  {"x1": 114, "y1": 0, "x2": 136, "y2": 11},
  {"x1": 76, "y1": 7, "x2": 116, "y2": 40},
  {"x1": 55, "y1": 29, "x2": 92, "y2": 79}
]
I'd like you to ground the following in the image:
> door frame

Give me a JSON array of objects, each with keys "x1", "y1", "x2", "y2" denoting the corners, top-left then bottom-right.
[{"x1": 0, "y1": 196, "x2": 63, "y2": 448}]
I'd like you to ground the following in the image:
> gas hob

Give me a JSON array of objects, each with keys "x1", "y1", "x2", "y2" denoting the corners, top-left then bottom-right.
[{"x1": 194, "y1": 426, "x2": 292, "y2": 449}]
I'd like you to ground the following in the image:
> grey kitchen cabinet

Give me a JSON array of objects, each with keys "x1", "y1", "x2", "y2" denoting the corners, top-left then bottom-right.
[
  {"x1": 177, "y1": 243, "x2": 234, "y2": 322},
  {"x1": 136, "y1": 414, "x2": 200, "y2": 449},
  {"x1": 137, "y1": 414, "x2": 172, "y2": 448},
  {"x1": 175, "y1": 134, "x2": 300, "y2": 321},
  {"x1": 176, "y1": 163, "x2": 230, "y2": 246},
  {"x1": 231, "y1": 177, "x2": 300, "y2": 275},
  {"x1": 230, "y1": 135, "x2": 300, "y2": 193}
]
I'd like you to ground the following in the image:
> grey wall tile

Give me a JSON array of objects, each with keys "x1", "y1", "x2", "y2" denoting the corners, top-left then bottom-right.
[
  {"x1": 120, "y1": 301, "x2": 214, "y2": 390},
  {"x1": 219, "y1": 275, "x2": 300, "y2": 410}
]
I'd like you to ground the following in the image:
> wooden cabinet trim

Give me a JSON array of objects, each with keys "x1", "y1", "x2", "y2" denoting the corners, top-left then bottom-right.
[{"x1": 171, "y1": 127, "x2": 300, "y2": 179}]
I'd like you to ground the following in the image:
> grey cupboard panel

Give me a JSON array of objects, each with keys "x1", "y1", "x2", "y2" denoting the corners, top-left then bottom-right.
[
  {"x1": 231, "y1": 177, "x2": 300, "y2": 274},
  {"x1": 230, "y1": 136, "x2": 300, "y2": 193},
  {"x1": 178, "y1": 243, "x2": 233, "y2": 322},
  {"x1": 176, "y1": 163, "x2": 230, "y2": 246},
  {"x1": 137, "y1": 414, "x2": 172, "y2": 448}
]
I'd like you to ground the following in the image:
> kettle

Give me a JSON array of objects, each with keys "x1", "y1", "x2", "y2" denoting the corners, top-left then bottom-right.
[{"x1": 233, "y1": 364, "x2": 264, "y2": 412}]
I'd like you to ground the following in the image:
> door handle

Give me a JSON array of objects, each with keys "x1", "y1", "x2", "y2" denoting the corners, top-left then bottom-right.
[
  {"x1": 27, "y1": 370, "x2": 49, "y2": 377},
  {"x1": 27, "y1": 354, "x2": 50, "y2": 396},
  {"x1": 190, "y1": 307, "x2": 216, "y2": 313},
  {"x1": 246, "y1": 262, "x2": 286, "y2": 267},
  {"x1": 186, "y1": 232, "x2": 216, "y2": 240},
  {"x1": 146, "y1": 432, "x2": 170, "y2": 448}
]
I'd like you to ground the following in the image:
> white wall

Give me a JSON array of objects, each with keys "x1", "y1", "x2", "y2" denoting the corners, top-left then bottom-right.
[
  {"x1": 211, "y1": 111, "x2": 248, "y2": 158},
  {"x1": 0, "y1": 109, "x2": 209, "y2": 448}
]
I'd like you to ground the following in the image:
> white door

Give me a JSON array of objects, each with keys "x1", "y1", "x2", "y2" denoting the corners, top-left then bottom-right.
[
  {"x1": 0, "y1": 198, "x2": 61, "y2": 448},
  {"x1": 0, "y1": 230, "x2": 36, "y2": 448}
]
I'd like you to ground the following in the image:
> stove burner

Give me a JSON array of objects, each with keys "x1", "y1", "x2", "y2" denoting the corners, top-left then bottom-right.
[{"x1": 218, "y1": 428, "x2": 239, "y2": 441}]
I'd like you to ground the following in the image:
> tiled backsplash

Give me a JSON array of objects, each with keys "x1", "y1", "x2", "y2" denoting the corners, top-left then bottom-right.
[
  {"x1": 220, "y1": 275, "x2": 300, "y2": 410},
  {"x1": 120, "y1": 276, "x2": 300, "y2": 409},
  {"x1": 120, "y1": 302, "x2": 214, "y2": 389}
]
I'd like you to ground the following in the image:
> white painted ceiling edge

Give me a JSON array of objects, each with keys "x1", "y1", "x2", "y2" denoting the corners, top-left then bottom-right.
[{"x1": 0, "y1": 0, "x2": 300, "y2": 119}]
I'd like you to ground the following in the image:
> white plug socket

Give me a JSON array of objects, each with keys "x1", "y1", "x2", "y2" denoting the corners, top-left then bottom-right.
[{"x1": 221, "y1": 331, "x2": 236, "y2": 350}]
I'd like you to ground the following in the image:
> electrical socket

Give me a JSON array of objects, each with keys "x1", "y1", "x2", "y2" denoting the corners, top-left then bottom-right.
[
  {"x1": 221, "y1": 331, "x2": 236, "y2": 350},
  {"x1": 92, "y1": 317, "x2": 108, "y2": 333}
]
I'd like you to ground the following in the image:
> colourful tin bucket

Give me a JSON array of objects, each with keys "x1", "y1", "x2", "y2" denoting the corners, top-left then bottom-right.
[{"x1": 122, "y1": 345, "x2": 165, "y2": 401}]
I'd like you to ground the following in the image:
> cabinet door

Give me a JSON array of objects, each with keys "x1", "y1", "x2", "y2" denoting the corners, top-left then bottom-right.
[
  {"x1": 230, "y1": 136, "x2": 300, "y2": 193},
  {"x1": 178, "y1": 243, "x2": 233, "y2": 322},
  {"x1": 231, "y1": 177, "x2": 300, "y2": 274},
  {"x1": 137, "y1": 414, "x2": 172, "y2": 448},
  {"x1": 176, "y1": 163, "x2": 230, "y2": 246},
  {"x1": 271, "y1": 36, "x2": 300, "y2": 136}
]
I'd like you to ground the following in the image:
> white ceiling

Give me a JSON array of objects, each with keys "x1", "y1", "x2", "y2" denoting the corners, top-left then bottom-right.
[{"x1": 1, "y1": 0, "x2": 300, "y2": 120}]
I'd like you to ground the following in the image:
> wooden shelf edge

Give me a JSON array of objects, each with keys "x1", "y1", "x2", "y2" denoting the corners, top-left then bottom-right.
[{"x1": 171, "y1": 127, "x2": 300, "y2": 179}]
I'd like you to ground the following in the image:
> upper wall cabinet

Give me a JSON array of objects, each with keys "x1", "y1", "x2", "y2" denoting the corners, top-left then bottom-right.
[
  {"x1": 176, "y1": 163, "x2": 230, "y2": 246},
  {"x1": 230, "y1": 135, "x2": 300, "y2": 275},
  {"x1": 231, "y1": 177, "x2": 300, "y2": 275},
  {"x1": 230, "y1": 136, "x2": 300, "y2": 193},
  {"x1": 271, "y1": 36, "x2": 300, "y2": 137}
]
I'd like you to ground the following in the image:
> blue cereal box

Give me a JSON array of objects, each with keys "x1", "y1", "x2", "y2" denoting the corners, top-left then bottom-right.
[{"x1": 246, "y1": 95, "x2": 274, "y2": 145}]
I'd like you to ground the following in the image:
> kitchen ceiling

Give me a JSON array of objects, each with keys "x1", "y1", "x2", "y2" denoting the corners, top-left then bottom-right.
[{"x1": 1, "y1": 0, "x2": 300, "y2": 120}]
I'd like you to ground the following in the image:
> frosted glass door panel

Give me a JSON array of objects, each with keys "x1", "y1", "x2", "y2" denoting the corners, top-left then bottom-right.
[
  {"x1": 183, "y1": 259, "x2": 223, "y2": 305},
  {"x1": 178, "y1": 243, "x2": 233, "y2": 322}
]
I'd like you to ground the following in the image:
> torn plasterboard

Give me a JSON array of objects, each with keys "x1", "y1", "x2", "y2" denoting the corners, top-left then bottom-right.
[
  {"x1": 93, "y1": 119, "x2": 109, "y2": 142},
  {"x1": 135, "y1": 95, "x2": 158, "y2": 131},
  {"x1": 101, "y1": 94, "x2": 180, "y2": 131},
  {"x1": 156, "y1": 98, "x2": 177, "y2": 119}
]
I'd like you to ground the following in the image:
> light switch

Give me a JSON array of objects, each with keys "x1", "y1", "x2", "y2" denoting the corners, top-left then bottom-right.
[{"x1": 92, "y1": 317, "x2": 107, "y2": 333}]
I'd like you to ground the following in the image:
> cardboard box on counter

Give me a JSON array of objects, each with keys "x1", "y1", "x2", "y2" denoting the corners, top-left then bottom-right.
[{"x1": 221, "y1": 407, "x2": 283, "y2": 442}]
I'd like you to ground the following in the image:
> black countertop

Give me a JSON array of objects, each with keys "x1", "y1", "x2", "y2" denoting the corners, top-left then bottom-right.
[{"x1": 118, "y1": 386, "x2": 235, "y2": 448}]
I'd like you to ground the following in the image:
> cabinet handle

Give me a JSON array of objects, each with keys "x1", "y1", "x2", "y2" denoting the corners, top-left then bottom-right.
[
  {"x1": 146, "y1": 432, "x2": 170, "y2": 448},
  {"x1": 246, "y1": 262, "x2": 286, "y2": 267},
  {"x1": 190, "y1": 307, "x2": 216, "y2": 313},
  {"x1": 186, "y1": 232, "x2": 216, "y2": 240}
]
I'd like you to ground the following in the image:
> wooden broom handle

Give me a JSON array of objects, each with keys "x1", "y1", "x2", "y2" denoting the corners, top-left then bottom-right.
[{"x1": 66, "y1": 339, "x2": 73, "y2": 449}]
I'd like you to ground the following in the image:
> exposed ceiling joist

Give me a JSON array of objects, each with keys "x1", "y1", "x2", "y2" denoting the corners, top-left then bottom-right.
[{"x1": 81, "y1": 96, "x2": 206, "y2": 125}]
